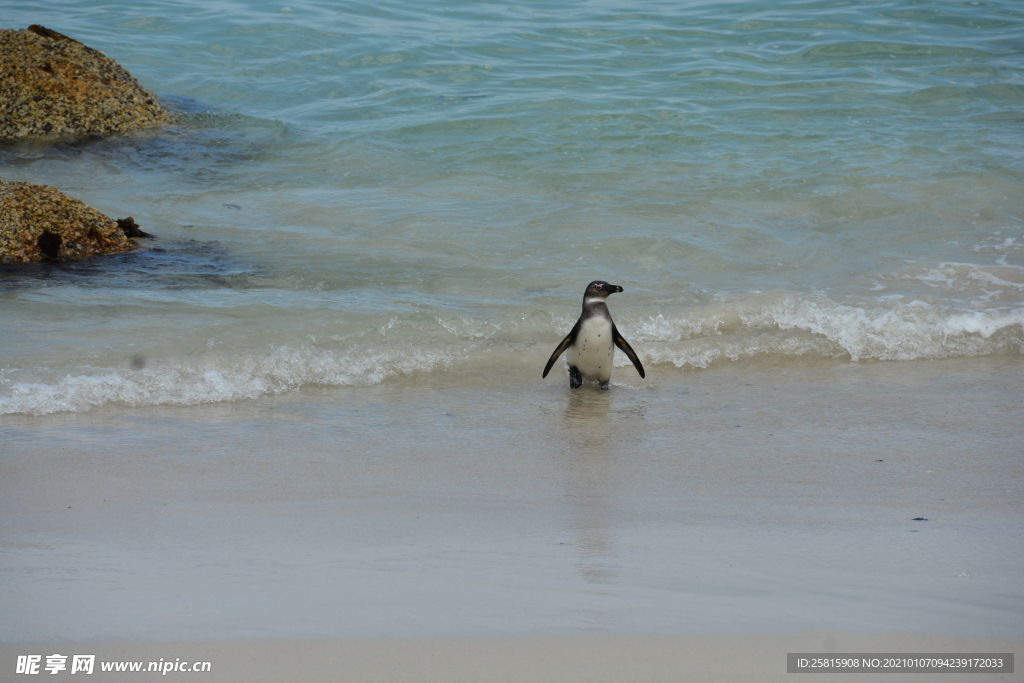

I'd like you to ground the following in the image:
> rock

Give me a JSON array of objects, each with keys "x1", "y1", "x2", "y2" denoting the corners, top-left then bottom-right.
[
  {"x1": 117, "y1": 216, "x2": 153, "y2": 239},
  {"x1": 0, "y1": 180, "x2": 147, "y2": 263},
  {"x1": 0, "y1": 25, "x2": 176, "y2": 140}
]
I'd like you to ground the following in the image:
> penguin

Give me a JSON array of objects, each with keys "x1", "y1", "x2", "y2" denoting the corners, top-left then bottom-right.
[{"x1": 542, "y1": 280, "x2": 646, "y2": 389}]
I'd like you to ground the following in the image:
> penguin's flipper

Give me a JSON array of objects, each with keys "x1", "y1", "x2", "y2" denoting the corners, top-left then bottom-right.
[
  {"x1": 542, "y1": 331, "x2": 575, "y2": 378},
  {"x1": 613, "y1": 325, "x2": 646, "y2": 378}
]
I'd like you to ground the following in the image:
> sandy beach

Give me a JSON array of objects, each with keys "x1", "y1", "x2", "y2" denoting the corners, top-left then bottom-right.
[{"x1": 2, "y1": 357, "x2": 1021, "y2": 681}]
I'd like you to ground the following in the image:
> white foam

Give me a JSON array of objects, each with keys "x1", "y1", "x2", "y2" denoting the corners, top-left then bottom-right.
[
  {"x1": 906, "y1": 261, "x2": 1024, "y2": 303},
  {"x1": 761, "y1": 295, "x2": 1024, "y2": 361},
  {"x1": 3, "y1": 292, "x2": 1022, "y2": 415},
  {"x1": 623, "y1": 291, "x2": 1024, "y2": 367},
  {"x1": 0, "y1": 343, "x2": 454, "y2": 416}
]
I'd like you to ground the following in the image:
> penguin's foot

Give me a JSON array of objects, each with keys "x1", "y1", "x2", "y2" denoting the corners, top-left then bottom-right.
[
  {"x1": 599, "y1": 381, "x2": 610, "y2": 391},
  {"x1": 569, "y1": 365, "x2": 582, "y2": 389}
]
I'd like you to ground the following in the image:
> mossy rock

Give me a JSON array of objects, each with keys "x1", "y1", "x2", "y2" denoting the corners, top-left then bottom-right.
[
  {"x1": 0, "y1": 25, "x2": 176, "y2": 140},
  {"x1": 0, "y1": 180, "x2": 150, "y2": 263}
]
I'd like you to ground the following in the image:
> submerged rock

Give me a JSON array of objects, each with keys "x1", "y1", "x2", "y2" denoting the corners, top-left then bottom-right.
[
  {"x1": 0, "y1": 25, "x2": 175, "y2": 140},
  {"x1": 0, "y1": 180, "x2": 150, "y2": 263}
]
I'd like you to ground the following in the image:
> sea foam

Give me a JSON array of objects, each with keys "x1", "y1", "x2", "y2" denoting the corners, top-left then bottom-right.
[
  {"x1": 626, "y1": 291, "x2": 1024, "y2": 368},
  {"x1": 0, "y1": 344, "x2": 455, "y2": 416},
  {"x1": 2, "y1": 291, "x2": 1021, "y2": 415}
]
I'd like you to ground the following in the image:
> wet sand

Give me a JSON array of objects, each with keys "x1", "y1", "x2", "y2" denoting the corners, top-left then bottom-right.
[{"x1": 2, "y1": 357, "x2": 1022, "y2": 679}]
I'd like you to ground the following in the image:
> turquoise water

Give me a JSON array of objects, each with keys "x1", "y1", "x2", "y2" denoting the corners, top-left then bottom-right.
[{"x1": 2, "y1": 0, "x2": 1024, "y2": 413}]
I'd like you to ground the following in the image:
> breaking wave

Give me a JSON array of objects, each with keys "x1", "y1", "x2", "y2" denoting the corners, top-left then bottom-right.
[
  {"x1": 0, "y1": 344, "x2": 455, "y2": 416},
  {"x1": 2, "y1": 291, "x2": 1021, "y2": 415},
  {"x1": 629, "y1": 291, "x2": 1024, "y2": 369}
]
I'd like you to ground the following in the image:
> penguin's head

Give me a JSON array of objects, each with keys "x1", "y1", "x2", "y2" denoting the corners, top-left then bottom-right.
[{"x1": 584, "y1": 280, "x2": 623, "y2": 304}]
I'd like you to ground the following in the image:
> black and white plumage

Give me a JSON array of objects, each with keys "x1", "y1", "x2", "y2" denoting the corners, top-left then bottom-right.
[{"x1": 542, "y1": 280, "x2": 645, "y2": 389}]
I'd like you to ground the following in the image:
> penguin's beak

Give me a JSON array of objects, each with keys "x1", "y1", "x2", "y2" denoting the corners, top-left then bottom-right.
[{"x1": 610, "y1": 284, "x2": 624, "y2": 293}]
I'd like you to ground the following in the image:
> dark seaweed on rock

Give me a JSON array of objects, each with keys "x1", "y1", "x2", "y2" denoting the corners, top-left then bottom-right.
[
  {"x1": 36, "y1": 229, "x2": 62, "y2": 260},
  {"x1": 118, "y1": 217, "x2": 152, "y2": 239},
  {"x1": 27, "y1": 25, "x2": 77, "y2": 43}
]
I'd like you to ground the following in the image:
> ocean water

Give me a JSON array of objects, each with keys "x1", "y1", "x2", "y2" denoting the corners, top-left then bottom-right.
[{"x1": 2, "y1": 0, "x2": 1024, "y2": 414}]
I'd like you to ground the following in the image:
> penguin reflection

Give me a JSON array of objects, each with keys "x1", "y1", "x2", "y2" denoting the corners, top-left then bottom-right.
[{"x1": 560, "y1": 389, "x2": 617, "y2": 587}]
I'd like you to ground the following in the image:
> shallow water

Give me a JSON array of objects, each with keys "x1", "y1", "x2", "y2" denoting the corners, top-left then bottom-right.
[{"x1": 2, "y1": 0, "x2": 1024, "y2": 414}]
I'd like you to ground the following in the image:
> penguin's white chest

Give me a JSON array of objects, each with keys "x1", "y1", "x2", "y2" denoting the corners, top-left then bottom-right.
[{"x1": 567, "y1": 316, "x2": 615, "y2": 382}]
